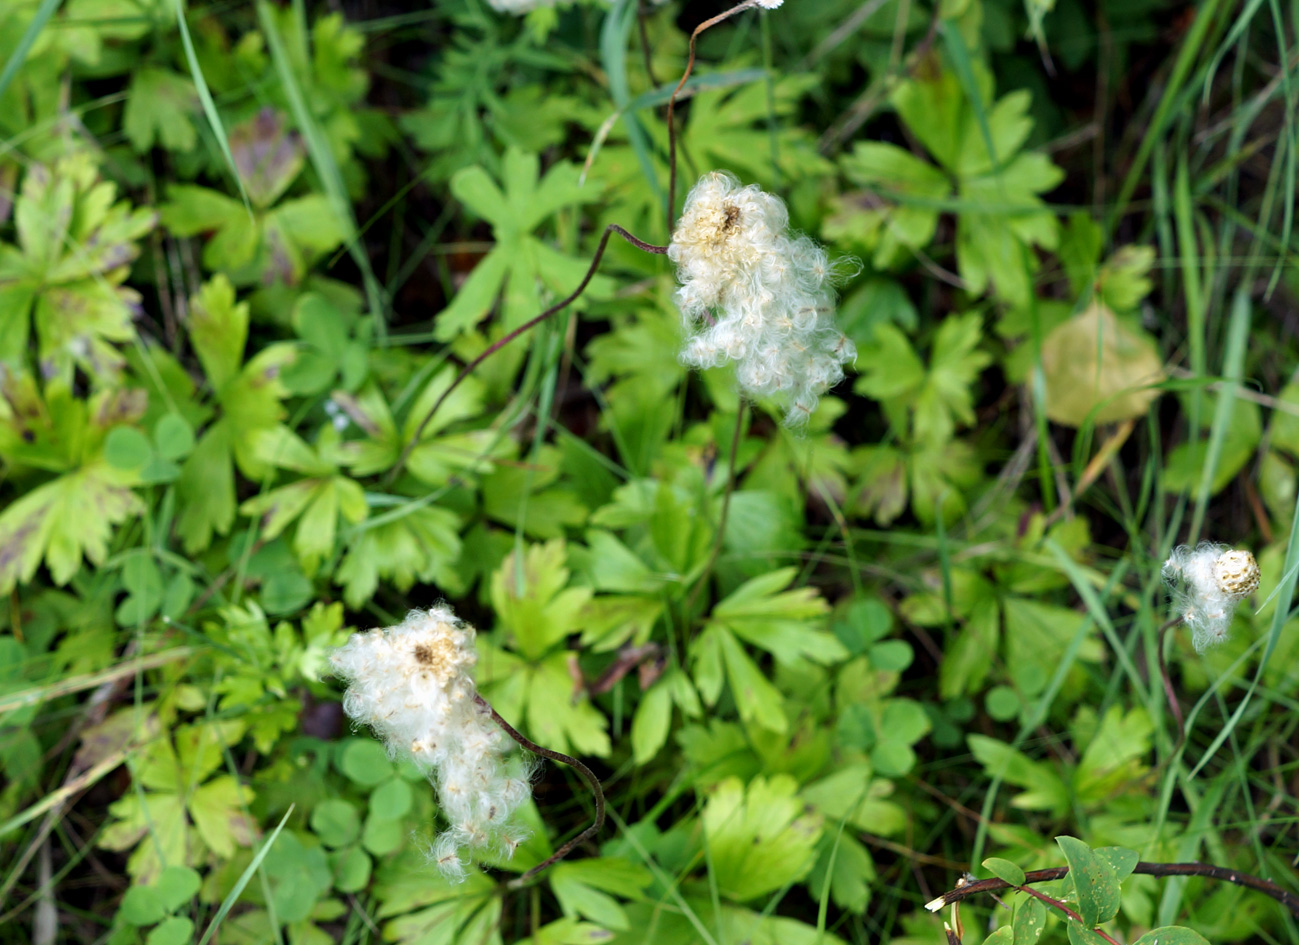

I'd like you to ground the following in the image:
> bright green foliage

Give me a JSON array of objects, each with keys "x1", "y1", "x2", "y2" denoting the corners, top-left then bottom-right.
[
  {"x1": 835, "y1": 58, "x2": 1063, "y2": 307},
  {"x1": 172, "y1": 275, "x2": 296, "y2": 553},
  {"x1": 100, "y1": 717, "x2": 255, "y2": 883},
  {"x1": 124, "y1": 68, "x2": 198, "y2": 154},
  {"x1": 0, "y1": 379, "x2": 147, "y2": 592},
  {"x1": 481, "y1": 540, "x2": 609, "y2": 756},
  {"x1": 436, "y1": 148, "x2": 608, "y2": 340},
  {"x1": 0, "y1": 155, "x2": 155, "y2": 382},
  {"x1": 161, "y1": 110, "x2": 345, "y2": 285},
  {"x1": 1, "y1": 2, "x2": 1294, "y2": 945}
]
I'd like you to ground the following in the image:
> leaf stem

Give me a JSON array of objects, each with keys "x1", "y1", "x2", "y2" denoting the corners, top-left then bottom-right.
[
  {"x1": 474, "y1": 694, "x2": 606, "y2": 887},
  {"x1": 387, "y1": 224, "x2": 666, "y2": 486}
]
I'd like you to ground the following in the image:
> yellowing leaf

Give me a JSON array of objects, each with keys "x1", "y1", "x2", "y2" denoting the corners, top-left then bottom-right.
[{"x1": 1041, "y1": 302, "x2": 1165, "y2": 427}]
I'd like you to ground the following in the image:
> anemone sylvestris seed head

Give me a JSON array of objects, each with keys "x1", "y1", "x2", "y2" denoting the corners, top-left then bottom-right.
[
  {"x1": 329, "y1": 606, "x2": 531, "y2": 881},
  {"x1": 669, "y1": 171, "x2": 856, "y2": 426},
  {"x1": 1162, "y1": 543, "x2": 1259, "y2": 653}
]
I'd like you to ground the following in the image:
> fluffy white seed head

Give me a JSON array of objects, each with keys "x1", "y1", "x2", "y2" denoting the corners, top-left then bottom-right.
[
  {"x1": 1162, "y1": 543, "x2": 1260, "y2": 652},
  {"x1": 668, "y1": 171, "x2": 856, "y2": 426},
  {"x1": 329, "y1": 606, "x2": 531, "y2": 881}
]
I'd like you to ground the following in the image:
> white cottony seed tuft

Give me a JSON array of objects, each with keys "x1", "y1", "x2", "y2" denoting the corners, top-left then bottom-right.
[
  {"x1": 669, "y1": 171, "x2": 857, "y2": 426},
  {"x1": 1162, "y1": 542, "x2": 1260, "y2": 653},
  {"x1": 328, "y1": 606, "x2": 531, "y2": 881}
]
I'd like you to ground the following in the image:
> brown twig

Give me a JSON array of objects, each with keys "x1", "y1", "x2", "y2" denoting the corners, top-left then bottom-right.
[
  {"x1": 474, "y1": 694, "x2": 606, "y2": 887},
  {"x1": 387, "y1": 225, "x2": 666, "y2": 486},
  {"x1": 666, "y1": 0, "x2": 768, "y2": 232},
  {"x1": 926, "y1": 861, "x2": 1299, "y2": 919}
]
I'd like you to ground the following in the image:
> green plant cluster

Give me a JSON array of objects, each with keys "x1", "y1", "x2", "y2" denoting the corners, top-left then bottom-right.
[{"x1": 1, "y1": 0, "x2": 1297, "y2": 944}]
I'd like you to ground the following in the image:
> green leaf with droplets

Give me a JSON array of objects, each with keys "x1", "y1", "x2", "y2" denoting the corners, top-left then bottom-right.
[{"x1": 1056, "y1": 835, "x2": 1121, "y2": 928}]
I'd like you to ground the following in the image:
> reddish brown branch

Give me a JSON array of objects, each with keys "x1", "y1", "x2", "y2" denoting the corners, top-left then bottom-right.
[{"x1": 926, "y1": 862, "x2": 1299, "y2": 919}]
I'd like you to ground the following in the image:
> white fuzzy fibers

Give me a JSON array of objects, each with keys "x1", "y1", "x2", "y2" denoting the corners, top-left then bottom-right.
[
  {"x1": 329, "y1": 606, "x2": 530, "y2": 881},
  {"x1": 669, "y1": 171, "x2": 856, "y2": 426},
  {"x1": 1162, "y1": 543, "x2": 1260, "y2": 653}
]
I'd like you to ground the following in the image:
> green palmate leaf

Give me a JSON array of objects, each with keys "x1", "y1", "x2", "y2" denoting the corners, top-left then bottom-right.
[
  {"x1": 967, "y1": 735, "x2": 1069, "y2": 815},
  {"x1": 161, "y1": 110, "x2": 345, "y2": 285},
  {"x1": 701, "y1": 775, "x2": 822, "y2": 901},
  {"x1": 0, "y1": 385, "x2": 147, "y2": 593},
  {"x1": 549, "y1": 858, "x2": 651, "y2": 930},
  {"x1": 339, "y1": 371, "x2": 498, "y2": 484},
  {"x1": 809, "y1": 830, "x2": 876, "y2": 914},
  {"x1": 692, "y1": 623, "x2": 787, "y2": 733},
  {"x1": 480, "y1": 646, "x2": 610, "y2": 757},
  {"x1": 831, "y1": 142, "x2": 949, "y2": 267},
  {"x1": 681, "y1": 72, "x2": 833, "y2": 187},
  {"x1": 124, "y1": 68, "x2": 198, "y2": 153},
  {"x1": 436, "y1": 147, "x2": 606, "y2": 340},
  {"x1": 0, "y1": 154, "x2": 155, "y2": 381},
  {"x1": 334, "y1": 505, "x2": 461, "y2": 609},
  {"x1": 174, "y1": 276, "x2": 296, "y2": 553},
  {"x1": 490, "y1": 540, "x2": 592, "y2": 662},
  {"x1": 856, "y1": 314, "x2": 990, "y2": 446},
  {"x1": 709, "y1": 567, "x2": 842, "y2": 665},
  {"x1": 239, "y1": 427, "x2": 367, "y2": 574},
  {"x1": 1072, "y1": 707, "x2": 1153, "y2": 802},
  {"x1": 1055, "y1": 835, "x2": 1121, "y2": 928}
]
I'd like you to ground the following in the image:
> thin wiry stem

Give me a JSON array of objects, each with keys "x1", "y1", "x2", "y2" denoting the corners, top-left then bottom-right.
[
  {"x1": 386, "y1": 225, "x2": 666, "y2": 486},
  {"x1": 666, "y1": 0, "x2": 767, "y2": 232},
  {"x1": 926, "y1": 861, "x2": 1299, "y2": 919},
  {"x1": 474, "y1": 694, "x2": 605, "y2": 887},
  {"x1": 1157, "y1": 614, "x2": 1186, "y2": 744}
]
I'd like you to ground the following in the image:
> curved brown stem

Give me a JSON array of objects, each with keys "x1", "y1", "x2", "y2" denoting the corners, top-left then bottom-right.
[
  {"x1": 386, "y1": 225, "x2": 666, "y2": 486},
  {"x1": 1157, "y1": 614, "x2": 1186, "y2": 744},
  {"x1": 925, "y1": 861, "x2": 1299, "y2": 919},
  {"x1": 666, "y1": 0, "x2": 765, "y2": 232},
  {"x1": 474, "y1": 694, "x2": 606, "y2": 887}
]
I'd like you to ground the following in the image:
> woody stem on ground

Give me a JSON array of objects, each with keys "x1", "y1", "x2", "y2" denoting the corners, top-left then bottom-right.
[
  {"x1": 926, "y1": 862, "x2": 1299, "y2": 919},
  {"x1": 665, "y1": 0, "x2": 767, "y2": 232},
  {"x1": 386, "y1": 224, "x2": 667, "y2": 486},
  {"x1": 1157, "y1": 614, "x2": 1186, "y2": 743},
  {"x1": 474, "y1": 694, "x2": 606, "y2": 887}
]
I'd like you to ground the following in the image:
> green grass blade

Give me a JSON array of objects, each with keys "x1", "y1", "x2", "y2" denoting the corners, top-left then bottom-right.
[
  {"x1": 1189, "y1": 488, "x2": 1299, "y2": 779},
  {"x1": 1188, "y1": 287, "x2": 1250, "y2": 542},
  {"x1": 256, "y1": 0, "x2": 387, "y2": 326},
  {"x1": 195, "y1": 805, "x2": 295, "y2": 945},
  {"x1": 172, "y1": 0, "x2": 252, "y2": 214},
  {"x1": 0, "y1": 0, "x2": 63, "y2": 105},
  {"x1": 600, "y1": 0, "x2": 664, "y2": 214}
]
